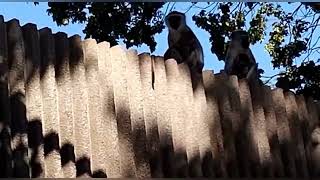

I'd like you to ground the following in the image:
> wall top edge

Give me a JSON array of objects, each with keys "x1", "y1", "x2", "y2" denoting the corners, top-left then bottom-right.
[{"x1": 0, "y1": 15, "x2": 318, "y2": 103}]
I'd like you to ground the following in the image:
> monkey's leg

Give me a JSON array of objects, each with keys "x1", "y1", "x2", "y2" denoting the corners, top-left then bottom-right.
[
  {"x1": 224, "y1": 53, "x2": 238, "y2": 75},
  {"x1": 164, "y1": 48, "x2": 183, "y2": 63},
  {"x1": 246, "y1": 63, "x2": 258, "y2": 80},
  {"x1": 189, "y1": 50, "x2": 204, "y2": 69}
]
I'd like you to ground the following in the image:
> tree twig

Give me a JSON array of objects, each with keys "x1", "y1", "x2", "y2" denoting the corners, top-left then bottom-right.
[
  {"x1": 262, "y1": 73, "x2": 282, "y2": 85},
  {"x1": 184, "y1": 2, "x2": 196, "y2": 14},
  {"x1": 292, "y1": 3, "x2": 303, "y2": 16}
]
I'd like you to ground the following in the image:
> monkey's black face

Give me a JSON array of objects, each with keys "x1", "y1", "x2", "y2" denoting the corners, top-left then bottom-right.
[
  {"x1": 168, "y1": 15, "x2": 181, "y2": 30},
  {"x1": 241, "y1": 39, "x2": 250, "y2": 49},
  {"x1": 231, "y1": 31, "x2": 250, "y2": 48}
]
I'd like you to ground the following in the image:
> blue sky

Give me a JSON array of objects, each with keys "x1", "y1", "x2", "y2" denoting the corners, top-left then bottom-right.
[{"x1": 0, "y1": 2, "x2": 318, "y2": 85}]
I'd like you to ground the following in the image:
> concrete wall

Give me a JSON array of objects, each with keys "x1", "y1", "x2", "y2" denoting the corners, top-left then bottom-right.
[{"x1": 0, "y1": 16, "x2": 320, "y2": 178}]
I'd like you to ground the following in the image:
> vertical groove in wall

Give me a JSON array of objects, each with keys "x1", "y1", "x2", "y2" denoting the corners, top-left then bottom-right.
[
  {"x1": 192, "y1": 69, "x2": 209, "y2": 177},
  {"x1": 138, "y1": 53, "x2": 160, "y2": 177},
  {"x1": 311, "y1": 126, "x2": 320, "y2": 177},
  {"x1": 271, "y1": 88, "x2": 296, "y2": 177},
  {"x1": 295, "y1": 95, "x2": 312, "y2": 176},
  {"x1": 249, "y1": 82, "x2": 272, "y2": 177},
  {"x1": 82, "y1": 39, "x2": 105, "y2": 177},
  {"x1": 228, "y1": 75, "x2": 251, "y2": 177},
  {"x1": 38, "y1": 28, "x2": 63, "y2": 178},
  {"x1": 262, "y1": 86, "x2": 284, "y2": 177},
  {"x1": 306, "y1": 97, "x2": 320, "y2": 176},
  {"x1": 153, "y1": 56, "x2": 174, "y2": 177},
  {"x1": 313, "y1": 101, "x2": 320, "y2": 177},
  {"x1": 68, "y1": 35, "x2": 91, "y2": 178},
  {"x1": 316, "y1": 102, "x2": 320, "y2": 120},
  {"x1": 214, "y1": 73, "x2": 239, "y2": 177},
  {"x1": 284, "y1": 92, "x2": 309, "y2": 177},
  {"x1": 307, "y1": 98, "x2": 319, "y2": 131},
  {"x1": 96, "y1": 42, "x2": 110, "y2": 176},
  {"x1": 179, "y1": 63, "x2": 202, "y2": 177},
  {"x1": 184, "y1": 64, "x2": 203, "y2": 177},
  {"x1": 3, "y1": 14, "x2": 320, "y2": 177},
  {"x1": 6, "y1": 19, "x2": 29, "y2": 178},
  {"x1": 239, "y1": 79, "x2": 261, "y2": 177},
  {"x1": 0, "y1": 15, "x2": 12, "y2": 178},
  {"x1": 125, "y1": 51, "x2": 150, "y2": 178},
  {"x1": 55, "y1": 33, "x2": 75, "y2": 178},
  {"x1": 150, "y1": 55, "x2": 164, "y2": 177},
  {"x1": 202, "y1": 70, "x2": 227, "y2": 178},
  {"x1": 97, "y1": 42, "x2": 120, "y2": 177},
  {"x1": 22, "y1": 23, "x2": 45, "y2": 178},
  {"x1": 164, "y1": 59, "x2": 188, "y2": 177},
  {"x1": 110, "y1": 45, "x2": 136, "y2": 177}
]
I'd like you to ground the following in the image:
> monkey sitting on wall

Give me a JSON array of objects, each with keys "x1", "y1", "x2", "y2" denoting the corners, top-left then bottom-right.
[
  {"x1": 163, "y1": 11, "x2": 204, "y2": 88},
  {"x1": 224, "y1": 30, "x2": 258, "y2": 81}
]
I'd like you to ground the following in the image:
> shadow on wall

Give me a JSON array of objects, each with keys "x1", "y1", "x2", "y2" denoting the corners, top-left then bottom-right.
[
  {"x1": 0, "y1": 15, "x2": 320, "y2": 178},
  {"x1": 0, "y1": 90, "x2": 234, "y2": 178},
  {"x1": 1, "y1": 92, "x2": 108, "y2": 178}
]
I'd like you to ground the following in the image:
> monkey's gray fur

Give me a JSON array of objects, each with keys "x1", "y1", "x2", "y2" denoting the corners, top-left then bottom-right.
[
  {"x1": 224, "y1": 30, "x2": 258, "y2": 81},
  {"x1": 164, "y1": 11, "x2": 204, "y2": 75}
]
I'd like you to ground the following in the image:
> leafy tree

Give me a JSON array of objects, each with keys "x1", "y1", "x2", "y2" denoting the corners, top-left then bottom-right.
[
  {"x1": 39, "y1": 2, "x2": 320, "y2": 100},
  {"x1": 46, "y1": 2, "x2": 165, "y2": 52}
]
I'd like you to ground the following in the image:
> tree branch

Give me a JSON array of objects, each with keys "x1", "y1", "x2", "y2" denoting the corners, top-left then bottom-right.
[{"x1": 262, "y1": 73, "x2": 282, "y2": 85}]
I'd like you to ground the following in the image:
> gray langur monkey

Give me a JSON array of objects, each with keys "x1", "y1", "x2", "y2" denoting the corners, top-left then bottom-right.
[
  {"x1": 163, "y1": 11, "x2": 204, "y2": 88},
  {"x1": 224, "y1": 30, "x2": 258, "y2": 81}
]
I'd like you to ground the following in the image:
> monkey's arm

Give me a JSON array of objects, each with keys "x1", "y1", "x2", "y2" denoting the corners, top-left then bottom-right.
[
  {"x1": 168, "y1": 32, "x2": 175, "y2": 47},
  {"x1": 224, "y1": 47, "x2": 238, "y2": 75},
  {"x1": 245, "y1": 49, "x2": 258, "y2": 79},
  {"x1": 188, "y1": 49, "x2": 204, "y2": 73},
  {"x1": 246, "y1": 49, "x2": 256, "y2": 64},
  {"x1": 246, "y1": 63, "x2": 258, "y2": 79}
]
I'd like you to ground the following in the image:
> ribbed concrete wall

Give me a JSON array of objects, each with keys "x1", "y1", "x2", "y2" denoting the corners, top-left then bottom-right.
[{"x1": 0, "y1": 16, "x2": 320, "y2": 178}]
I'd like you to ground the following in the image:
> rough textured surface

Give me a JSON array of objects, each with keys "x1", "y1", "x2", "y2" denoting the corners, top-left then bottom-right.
[
  {"x1": 56, "y1": 33, "x2": 76, "y2": 178},
  {"x1": 138, "y1": 53, "x2": 160, "y2": 177},
  {"x1": 284, "y1": 91, "x2": 308, "y2": 177},
  {"x1": 165, "y1": 59, "x2": 188, "y2": 177},
  {"x1": 0, "y1": 15, "x2": 12, "y2": 178},
  {"x1": 2, "y1": 15, "x2": 320, "y2": 178},
  {"x1": 153, "y1": 56, "x2": 174, "y2": 177},
  {"x1": 39, "y1": 27, "x2": 63, "y2": 178},
  {"x1": 271, "y1": 88, "x2": 297, "y2": 177},
  {"x1": 203, "y1": 70, "x2": 227, "y2": 178},
  {"x1": 82, "y1": 39, "x2": 106, "y2": 177},
  {"x1": 251, "y1": 84, "x2": 272, "y2": 177},
  {"x1": 228, "y1": 75, "x2": 251, "y2": 177},
  {"x1": 306, "y1": 97, "x2": 320, "y2": 176},
  {"x1": 239, "y1": 79, "x2": 262, "y2": 177},
  {"x1": 181, "y1": 63, "x2": 202, "y2": 177},
  {"x1": 214, "y1": 73, "x2": 239, "y2": 177},
  {"x1": 110, "y1": 45, "x2": 136, "y2": 177},
  {"x1": 262, "y1": 86, "x2": 284, "y2": 177},
  {"x1": 295, "y1": 95, "x2": 312, "y2": 176},
  {"x1": 6, "y1": 19, "x2": 29, "y2": 178},
  {"x1": 22, "y1": 23, "x2": 46, "y2": 178},
  {"x1": 126, "y1": 51, "x2": 150, "y2": 178},
  {"x1": 97, "y1": 42, "x2": 120, "y2": 177}
]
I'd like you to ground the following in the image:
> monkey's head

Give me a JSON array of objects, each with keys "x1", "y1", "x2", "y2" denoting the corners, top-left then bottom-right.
[
  {"x1": 231, "y1": 30, "x2": 250, "y2": 49},
  {"x1": 165, "y1": 11, "x2": 186, "y2": 31}
]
